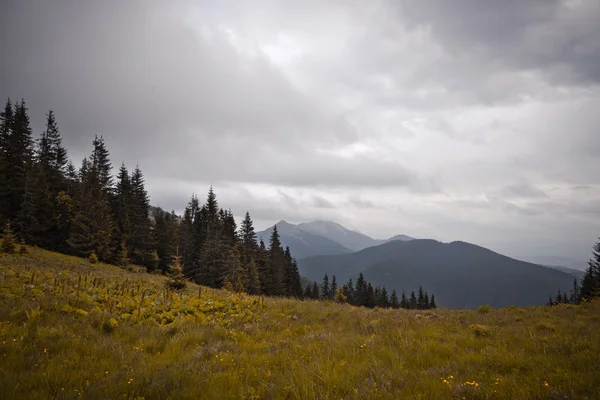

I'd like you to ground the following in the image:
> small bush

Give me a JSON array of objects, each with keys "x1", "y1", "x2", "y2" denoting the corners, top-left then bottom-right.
[
  {"x1": 470, "y1": 324, "x2": 491, "y2": 337},
  {"x1": 478, "y1": 304, "x2": 490, "y2": 314},
  {"x1": 1, "y1": 221, "x2": 17, "y2": 253},
  {"x1": 102, "y1": 318, "x2": 119, "y2": 333},
  {"x1": 88, "y1": 252, "x2": 99, "y2": 264}
]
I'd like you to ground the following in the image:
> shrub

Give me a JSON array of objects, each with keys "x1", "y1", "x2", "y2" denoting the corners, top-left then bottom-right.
[
  {"x1": 470, "y1": 324, "x2": 491, "y2": 337},
  {"x1": 88, "y1": 252, "x2": 99, "y2": 264},
  {"x1": 166, "y1": 250, "x2": 187, "y2": 292},
  {"x1": 1, "y1": 221, "x2": 17, "y2": 253},
  {"x1": 335, "y1": 288, "x2": 347, "y2": 304},
  {"x1": 478, "y1": 304, "x2": 490, "y2": 314}
]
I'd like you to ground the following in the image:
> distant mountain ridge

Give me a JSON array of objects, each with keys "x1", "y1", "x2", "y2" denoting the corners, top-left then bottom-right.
[
  {"x1": 297, "y1": 239, "x2": 574, "y2": 309},
  {"x1": 255, "y1": 220, "x2": 414, "y2": 259}
]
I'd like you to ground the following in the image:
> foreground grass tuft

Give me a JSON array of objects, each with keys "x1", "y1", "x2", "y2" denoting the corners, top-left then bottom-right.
[{"x1": 1, "y1": 247, "x2": 600, "y2": 399}]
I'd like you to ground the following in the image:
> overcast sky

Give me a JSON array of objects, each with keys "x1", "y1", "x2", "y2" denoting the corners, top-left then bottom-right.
[{"x1": 1, "y1": 0, "x2": 599, "y2": 263}]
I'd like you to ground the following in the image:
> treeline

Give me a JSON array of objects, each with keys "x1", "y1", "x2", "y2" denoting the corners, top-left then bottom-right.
[
  {"x1": 0, "y1": 98, "x2": 302, "y2": 298},
  {"x1": 305, "y1": 273, "x2": 436, "y2": 310},
  {"x1": 547, "y1": 237, "x2": 600, "y2": 306}
]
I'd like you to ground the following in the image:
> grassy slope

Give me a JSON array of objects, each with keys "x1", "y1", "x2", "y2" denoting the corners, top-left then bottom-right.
[{"x1": 1, "y1": 248, "x2": 599, "y2": 400}]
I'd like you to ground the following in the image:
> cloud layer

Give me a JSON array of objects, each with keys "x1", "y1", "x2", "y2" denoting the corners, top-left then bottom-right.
[{"x1": 1, "y1": 0, "x2": 598, "y2": 261}]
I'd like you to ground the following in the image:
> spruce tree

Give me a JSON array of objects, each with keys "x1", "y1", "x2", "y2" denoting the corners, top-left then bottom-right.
[
  {"x1": 580, "y1": 237, "x2": 600, "y2": 301},
  {"x1": 330, "y1": 275, "x2": 338, "y2": 299},
  {"x1": 355, "y1": 273, "x2": 366, "y2": 306},
  {"x1": 4, "y1": 100, "x2": 34, "y2": 237},
  {"x1": 153, "y1": 208, "x2": 178, "y2": 273},
  {"x1": 268, "y1": 225, "x2": 286, "y2": 295},
  {"x1": 239, "y1": 211, "x2": 258, "y2": 263},
  {"x1": 409, "y1": 291, "x2": 417, "y2": 309},
  {"x1": 303, "y1": 284, "x2": 312, "y2": 299},
  {"x1": 429, "y1": 294, "x2": 437, "y2": 309},
  {"x1": 130, "y1": 166, "x2": 152, "y2": 267},
  {"x1": 311, "y1": 281, "x2": 320, "y2": 299},
  {"x1": 1, "y1": 221, "x2": 16, "y2": 253},
  {"x1": 389, "y1": 289, "x2": 400, "y2": 309},
  {"x1": 321, "y1": 273, "x2": 330, "y2": 300},
  {"x1": 400, "y1": 291, "x2": 408, "y2": 309},
  {"x1": 380, "y1": 286, "x2": 389, "y2": 308},
  {"x1": 256, "y1": 239, "x2": 273, "y2": 295},
  {"x1": 424, "y1": 293, "x2": 430, "y2": 310},
  {"x1": 67, "y1": 139, "x2": 114, "y2": 261},
  {"x1": 245, "y1": 258, "x2": 261, "y2": 295},
  {"x1": 166, "y1": 248, "x2": 187, "y2": 291},
  {"x1": 365, "y1": 283, "x2": 375, "y2": 308},
  {"x1": 417, "y1": 286, "x2": 425, "y2": 309},
  {"x1": 570, "y1": 279, "x2": 581, "y2": 305}
]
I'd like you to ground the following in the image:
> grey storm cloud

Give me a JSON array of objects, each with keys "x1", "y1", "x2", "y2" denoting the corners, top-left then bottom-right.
[{"x1": 1, "y1": 0, "x2": 599, "y2": 261}]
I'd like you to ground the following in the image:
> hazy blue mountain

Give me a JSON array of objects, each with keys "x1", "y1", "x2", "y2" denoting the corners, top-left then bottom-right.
[
  {"x1": 296, "y1": 220, "x2": 380, "y2": 251},
  {"x1": 517, "y1": 255, "x2": 588, "y2": 271},
  {"x1": 542, "y1": 265, "x2": 585, "y2": 281},
  {"x1": 297, "y1": 239, "x2": 574, "y2": 309},
  {"x1": 257, "y1": 220, "x2": 415, "y2": 258},
  {"x1": 255, "y1": 221, "x2": 352, "y2": 259}
]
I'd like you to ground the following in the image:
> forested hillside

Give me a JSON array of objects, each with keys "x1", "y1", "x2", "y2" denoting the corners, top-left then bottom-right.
[{"x1": 0, "y1": 98, "x2": 302, "y2": 298}]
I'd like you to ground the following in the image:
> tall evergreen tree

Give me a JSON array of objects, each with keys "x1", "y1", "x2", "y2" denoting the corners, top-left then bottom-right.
[
  {"x1": 570, "y1": 279, "x2": 581, "y2": 305},
  {"x1": 400, "y1": 291, "x2": 408, "y2": 309},
  {"x1": 389, "y1": 289, "x2": 400, "y2": 309},
  {"x1": 417, "y1": 286, "x2": 425, "y2": 309},
  {"x1": 409, "y1": 291, "x2": 417, "y2": 309},
  {"x1": 239, "y1": 211, "x2": 258, "y2": 263},
  {"x1": 129, "y1": 166, "x2": 152, "y2": 266},
  {"x1": 268, "y1": 225, "x2": 286, "y2": 295},
  {"x1": 67, "y1": 138, "x2": 114, "y2": 261},
  {"x1": 429, "y1": 294, "x2": 437, "y2": 309},
  {"x1": 311, "y1": 281, "x2": 320, "y2": 299},
  {"x1": 1, "y1": 100, "x2": 34, "y2": 237},
  {"x1": 329, "y1": 275, "x2": 338, "y2": 299},
  {"x1": 321, "y1": 273, "x2": 330, "y2": 300},
  {"x1": 355, "y1": 273, "x2": 366, "y2": 306},
  {"x1": 580, "y1": 237, "x2": 600, "y2": 301}
]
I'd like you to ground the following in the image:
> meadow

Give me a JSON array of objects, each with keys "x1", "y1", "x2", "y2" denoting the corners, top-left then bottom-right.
[{"x1": 1, "y1": 247, "x2": 599, "y2": 399}]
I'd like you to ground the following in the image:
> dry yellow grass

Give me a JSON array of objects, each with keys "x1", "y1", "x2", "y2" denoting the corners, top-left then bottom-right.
[{"x1": 1, "y1": 247, "x2": 599, "y2": 399}]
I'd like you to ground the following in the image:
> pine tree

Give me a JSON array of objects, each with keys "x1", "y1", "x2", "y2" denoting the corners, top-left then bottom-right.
[
  {"x1": 2, "y1": 100, "x2": 34, "y2": 237},
  {"x1": 355, "y1": 273, "x2": 366, "y2": 306},
  {"x1": 129, "y1": 166, "x2": 152, "y2": 267},
  {"x1": 389, "y1": 289, "x2": 400, "y2": 309},
  {"x1": 570, "y1": 279, "x2": 581, "y2": 305},
  {"x1": 311, "y1": 281, "x2": 320, "y2": 299},
  {"x1": 424, "y1": 293, "x2": 430, "y2": 310},
  {"x1": 67, "y1": 139, "x2": 114, "y2": 261},
  {"x1": 429, "y1": 294, "x2": 437, "y2": 309},
  {"x1": 345, "y1": 278, "x2": 354, "y2": 304},
  {"x1": 268, "y1": 225, "x2": 286, "y2": 295},
  {"x1": 546, "y1": 297, "x2": 554, "y2": 306},
  {"x1": 245, "y1": 258, "x2": 261, "y2": 295},
  {"x1": 256, "y1": 239, "x2": 273, "y2": 295},
  {"x1": 400, "y1": 291, "x2": 408, "y2": 309},
  {"x1": 166, "y1": 248, "x2": 186, "y2": 291},
  {"x1": 330, "y1": 275, "x2": 338, "y2": 299},
  {"x1": 380, "y1": 286, "x2": 389, "y2": 308},
  {"x1": 153, "y1": 209, "x2": 178, "y2": 273},
  {"x1": 580, "y1": 237, "x2": 600, "y2": 301},
  {"x1": 409, "y1": 291, "x2": 417, "y2": 309},
  {"x1": 365, "y1": 283, "x2": 375, "y2": 308},
  {"x1": 321, "y1": 273, "x2": 330, "y2": 300},
  {"x1": 555, "y1": 289, "x2": 563, "y2": 304},
  {"x1": 239, "y1": 211, "x2": 258, "y2": 263},
  {"x1": 303, "y1": 284, "x2": 312, "y2": 299},
  {"x1": 417, "y1": 286, "x2": 425, "y2": 309},
  {"x1": 1, "y1": 221, "x2": 16, "y2": 253}
]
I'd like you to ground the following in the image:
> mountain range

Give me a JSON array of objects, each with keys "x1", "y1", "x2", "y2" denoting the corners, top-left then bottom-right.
[
  {"x1": 298, "y1": 239, "x2": 576, "y2": 308},
  {"x1": 255, "y1": 220, "x2": 414, "y2": 259},
  {"x1": 256, "y1": 220, "x2": 580, "y2": 308}
]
